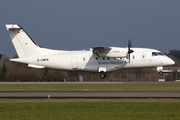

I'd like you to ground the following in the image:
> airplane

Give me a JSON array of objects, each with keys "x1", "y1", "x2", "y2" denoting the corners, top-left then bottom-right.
[{"x1": 5, "y1": 24, "x2": 175, "y2": 78}]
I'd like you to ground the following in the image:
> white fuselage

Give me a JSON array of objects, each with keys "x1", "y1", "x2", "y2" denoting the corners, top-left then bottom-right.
[
  {"x1": 5, "y1": 24, "x2": 175, "y2": 74},
  {"x1": 11, "y1": 48, "x2": 174, "y2": 73}
]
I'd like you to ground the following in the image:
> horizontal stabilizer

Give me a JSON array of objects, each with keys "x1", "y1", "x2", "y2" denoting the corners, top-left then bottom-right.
[
  {"x1": 6, "y1": 24, "x2": 21, "y2": 30},
  {"x1": 28, "y1": 64, "x2": 45, "y2": 68},
  {"x1": 10, "y1": 58, "x2": 28, "y2": 63}
]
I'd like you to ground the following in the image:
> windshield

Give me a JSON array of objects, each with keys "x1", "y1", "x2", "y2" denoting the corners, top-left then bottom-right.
[
  {"x1": 152, "y1": 52, "x2": 158, "y2": 56},
  {"x1": 152, "y1": 52, "x2": 164, "y2": 56},
  {"x1": 157, "y1": 52, "x2": 164, "y2": 56}
]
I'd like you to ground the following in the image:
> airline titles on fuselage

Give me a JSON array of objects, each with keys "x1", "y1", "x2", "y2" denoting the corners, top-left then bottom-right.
[{"x1": 98, "y1": 61, "x2": 129, "y2": 65}]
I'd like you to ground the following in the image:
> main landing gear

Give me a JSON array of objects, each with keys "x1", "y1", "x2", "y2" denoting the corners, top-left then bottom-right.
[
  {"x1": 100, "y1": 71, "x2": 107, "y2": 79},
  {"x1": 159, "y1": 71, "x2": 163, "y2": 75}
]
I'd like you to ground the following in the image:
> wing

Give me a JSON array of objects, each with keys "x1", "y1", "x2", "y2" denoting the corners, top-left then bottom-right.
[
  {"x1": 92, "y1": 47, "x2": 112, "y2": 57},
  {"x1": 92, "y1": 47, "x2": 128, "y2": 57}
]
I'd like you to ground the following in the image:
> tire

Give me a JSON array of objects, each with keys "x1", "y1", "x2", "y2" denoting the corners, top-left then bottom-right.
[
  {"x1": 159, "y1": 71, "x2": 163, "y2": 75},
  {"x1": 100, "y1": 72, "x2": 107, "y2": 79}
]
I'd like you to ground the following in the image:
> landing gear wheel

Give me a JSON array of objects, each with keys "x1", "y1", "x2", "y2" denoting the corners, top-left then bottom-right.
[
  {"x1": 100, "y1": 72, "x2": 106, "y2": 79},
  {"x1": 159, "y1": 71, "x2": 163, "y2": 75}
]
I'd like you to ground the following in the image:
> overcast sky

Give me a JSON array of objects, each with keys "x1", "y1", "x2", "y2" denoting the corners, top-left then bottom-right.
[{"x1": 0, "y1": 0, "x2": 180, "y2": 57}]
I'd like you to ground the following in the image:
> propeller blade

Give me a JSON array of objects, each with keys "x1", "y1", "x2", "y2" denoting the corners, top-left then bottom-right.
[
  {"x1": 127, "y1": 39, "x2": 134, "y2": 63},
  {"x1": 128, "y1": 39, "x2": 132, "y2": 48}
]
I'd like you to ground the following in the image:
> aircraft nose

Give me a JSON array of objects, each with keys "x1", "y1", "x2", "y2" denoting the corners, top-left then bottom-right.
[
  {"x1": 161, "y1": 56, "x2": 175, "y2": 66},
  {"x1": 167, "y1": 57, "x2": 175, "y2": 66},
  {"x1": 170, "y1": 59, "x2": 175, "y2": 65}
]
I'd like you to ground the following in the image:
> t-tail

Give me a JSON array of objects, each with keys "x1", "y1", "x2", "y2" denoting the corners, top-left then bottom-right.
[{"x1": 5, "y1": 24, "x2": 41, "y2": 58}]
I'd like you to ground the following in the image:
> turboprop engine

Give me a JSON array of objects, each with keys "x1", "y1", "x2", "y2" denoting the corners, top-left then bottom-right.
[{"x1": 93, "y1": 40, "x2": 134, "y2": 59}]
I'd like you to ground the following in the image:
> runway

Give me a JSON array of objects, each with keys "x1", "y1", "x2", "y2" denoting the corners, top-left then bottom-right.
[{"x1": 0, "y1": 91, "x2": 180, "y2": 99}]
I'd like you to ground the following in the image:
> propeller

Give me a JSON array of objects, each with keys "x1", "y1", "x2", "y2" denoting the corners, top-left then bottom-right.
[{"x1": 127, "y1": 39, "x2": 134, "y2": 63}]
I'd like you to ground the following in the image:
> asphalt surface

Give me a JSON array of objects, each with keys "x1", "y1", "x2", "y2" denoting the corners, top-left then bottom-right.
[
  {"x1": 0, "y1": 82, "x2": 179, "y2": 99},
  {"x1": 0, "y1": 82, "x2": 179, "y2": 84},
  {"x1": 0, "y1": 91, "x2": 180, "y2": 99}
]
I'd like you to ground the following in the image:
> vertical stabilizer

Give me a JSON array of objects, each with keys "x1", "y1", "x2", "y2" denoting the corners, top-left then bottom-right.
[{"x1": 6, "y1": 24, "x2": 40, "y2": 58}]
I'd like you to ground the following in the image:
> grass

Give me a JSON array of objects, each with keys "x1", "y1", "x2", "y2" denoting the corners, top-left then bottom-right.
[
  {"x1": 0, "y1": 83, "x2": 180, "y2": 91},
  {"x1": 0, "y1": 99, "x2": 180, "y2": 120},
  {"x1": 0, "y1": 83, "x2": 180, "y2": 119}
]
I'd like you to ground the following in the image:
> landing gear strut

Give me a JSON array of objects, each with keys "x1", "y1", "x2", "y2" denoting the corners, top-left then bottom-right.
[{"x1": 100, "y1": 71, "x2": 107, "y2": 79}]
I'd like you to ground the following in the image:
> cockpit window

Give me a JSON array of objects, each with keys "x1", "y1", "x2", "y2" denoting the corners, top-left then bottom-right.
[
  {"x1": 157, "y1": 52, "x2": 164, "y2": 56},
  {"x1": 152, "y1": 52, "x2": 158, "y2": 56},
  {"x1": 152, "y1": 52, "x2": 164, "y2": 56}
]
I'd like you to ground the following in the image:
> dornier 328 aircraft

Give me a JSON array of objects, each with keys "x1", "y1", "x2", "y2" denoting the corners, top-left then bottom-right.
[{"x1": 5, "y1": 24, "x2": 175, "y2": 78}]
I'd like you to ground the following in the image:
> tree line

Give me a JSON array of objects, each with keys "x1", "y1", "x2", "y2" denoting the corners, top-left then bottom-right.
[
  {"x1": 169, "y1": 49, "x2": 180, "y2": 67},
  {"x1": 0, "y1": 57, "x2": 68, "y2": 82}
]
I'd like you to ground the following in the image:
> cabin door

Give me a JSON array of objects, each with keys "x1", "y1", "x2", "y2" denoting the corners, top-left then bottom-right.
[{"x1": 72, "y1": 57, "x2": 78, "y2": 69}]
